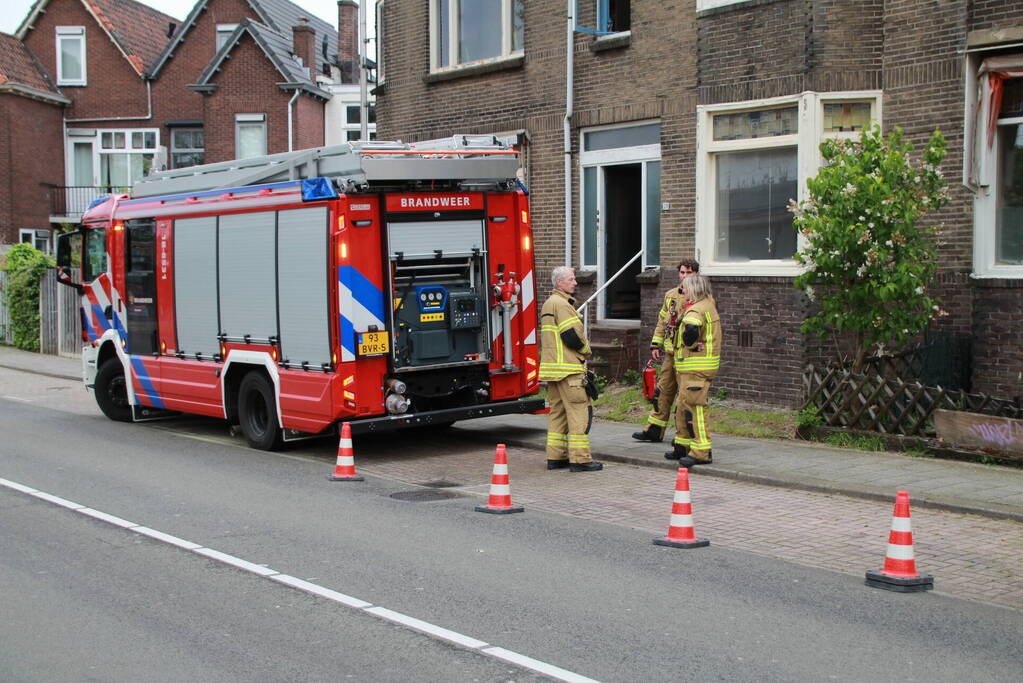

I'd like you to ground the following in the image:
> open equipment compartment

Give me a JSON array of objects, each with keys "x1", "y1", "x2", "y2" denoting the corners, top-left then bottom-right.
[{"x1": 386, "y1": 211, "x2": 493, "y2": 412}]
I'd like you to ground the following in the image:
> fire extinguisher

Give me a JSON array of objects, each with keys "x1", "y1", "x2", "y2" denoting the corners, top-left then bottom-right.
[{"x1": 642, "y1": 359, "x2": 657, "y2": 405}]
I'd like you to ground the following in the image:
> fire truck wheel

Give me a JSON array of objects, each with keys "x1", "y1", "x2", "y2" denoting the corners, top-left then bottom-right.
[
  {"x1": 95, "y1": 358, "x2": 133, "y2": 422},
  {"x1": 237, "y1": 372, "x2": 283, "y2": 451}
]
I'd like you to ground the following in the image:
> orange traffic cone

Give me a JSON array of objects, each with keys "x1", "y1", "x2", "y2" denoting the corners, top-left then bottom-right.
[
  {"x1": 475, "y1": 444, "x2": 523, "y2": 514},
  {"x1": 653, "y1": 467, "x2": 709, "y2": 548},
  {"x1": 866, "y1": 490, "x2": 933, "y2": 592},
  {"x1": 327, "y1": 422, "x2": 364, "y2": 482}
]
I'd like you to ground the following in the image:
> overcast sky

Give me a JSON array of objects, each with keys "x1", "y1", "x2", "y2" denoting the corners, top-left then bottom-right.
[{"x1": 1, "y1": 0, "x2": 373, "y2": 36}]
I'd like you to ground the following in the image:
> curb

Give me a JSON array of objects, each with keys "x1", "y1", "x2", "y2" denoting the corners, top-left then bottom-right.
[{"x1": 0, "y1": 361, "x2": 80, "y2": 382}]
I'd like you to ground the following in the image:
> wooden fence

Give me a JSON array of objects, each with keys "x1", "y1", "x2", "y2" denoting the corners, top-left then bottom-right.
[
  {"x1": 802, "y1": 364, "x2": 1022, "y2": 437},
  {"x1": 0, "y1": 269, "x2": 80, "y2": 355}
]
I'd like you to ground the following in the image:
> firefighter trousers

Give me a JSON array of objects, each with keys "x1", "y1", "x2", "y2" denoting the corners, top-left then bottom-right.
[
  {"x1": 645, "y1": 352, "x2": 678, "y2": 432},
  {"x1": 673, "y1": 371, "x2": 715, "y2": 462},
  {"x1": 545, "y1": 374, "x2": 593, "y2": 463}
]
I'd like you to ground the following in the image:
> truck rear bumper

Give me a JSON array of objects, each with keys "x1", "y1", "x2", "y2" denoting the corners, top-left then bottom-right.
[{"x1": 347, "y1": 397, "x2": 547, "y2": 435}]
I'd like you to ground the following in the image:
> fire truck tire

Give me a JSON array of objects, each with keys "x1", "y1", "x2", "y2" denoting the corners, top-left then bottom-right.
[
  {"x1": 95, "y1": 358, "x2": 133, "y2": 423},
  {"x1": 237, "y1": 372, "x2": 283, "y2": 451}
]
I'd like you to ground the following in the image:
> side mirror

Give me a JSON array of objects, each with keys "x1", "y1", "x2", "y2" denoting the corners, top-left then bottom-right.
[{"x1": 55, "y1": 231, "x2": 84, "y2": 292}]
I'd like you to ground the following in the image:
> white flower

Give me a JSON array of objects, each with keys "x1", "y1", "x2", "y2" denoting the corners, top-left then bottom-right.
[{"x1": 915, "y1": 286, "x2": 924, "y2": 295}]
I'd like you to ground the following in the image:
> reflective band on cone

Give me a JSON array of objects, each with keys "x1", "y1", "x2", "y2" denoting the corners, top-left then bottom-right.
[
  {"x1": 327, "y1": 422, "x2": 364, "y2": 482},
  {"x1": 653, "y1": 468, "x2": 709, "y2": 549},
  {"x1": 866, "y1": 490, "x2": 933, "y2": 592},
  {"x1": 475, "y1": 444, "x2": 524, "y2": 514}
]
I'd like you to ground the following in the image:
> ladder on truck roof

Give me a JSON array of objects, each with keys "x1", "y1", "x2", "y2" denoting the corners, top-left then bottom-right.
[{"x1": 131, "y1": 135, "x2": 522, "y2": 199}]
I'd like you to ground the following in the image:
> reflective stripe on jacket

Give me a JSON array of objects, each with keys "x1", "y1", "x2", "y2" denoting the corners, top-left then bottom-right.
[
  {"x1": 674, "y1": 296, "x2": 722, "y2": 374},
  {"x1": 539, "y1": 289, "x2": 588, "y2": 381}
]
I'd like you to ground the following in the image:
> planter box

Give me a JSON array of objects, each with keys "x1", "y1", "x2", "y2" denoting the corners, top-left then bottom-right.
[{"x1": 933, "y1": 409, "x2": 1023, "y2": 460}]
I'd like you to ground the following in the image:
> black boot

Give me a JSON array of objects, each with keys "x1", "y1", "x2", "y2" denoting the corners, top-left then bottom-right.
[
  {"x1": 632, "y1": 425, "x2": 664, "y2": 442},
  {"x1": 664, "y1": 444, "x2": 689, "y2": 461}
]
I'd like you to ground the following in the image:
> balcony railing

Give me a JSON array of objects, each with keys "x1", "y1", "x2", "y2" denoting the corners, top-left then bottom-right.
[{"x1": 46, "y1": 185, "x2": 129, "y2": 221}]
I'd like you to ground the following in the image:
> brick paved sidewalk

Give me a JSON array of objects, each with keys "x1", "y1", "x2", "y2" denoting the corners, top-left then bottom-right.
[{"x1": 357, "y1": 446, "x2": 1023, "y2": 611}]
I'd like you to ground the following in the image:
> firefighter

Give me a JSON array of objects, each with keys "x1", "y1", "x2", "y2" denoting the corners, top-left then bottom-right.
[
  {"x1": 539, "y1": 266, "x2": 603, "y2": 472},
  {"x1": 666, "y1": 274, "x2": 722, "y2": 467},
  {"x1": 632, "y1": 259, "x2": 700, "y2": 443}
]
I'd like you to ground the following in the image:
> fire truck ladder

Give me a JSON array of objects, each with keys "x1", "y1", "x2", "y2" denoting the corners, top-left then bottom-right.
[{"x1": 131, "y1": 135, "x2": 521, "y2": 199}]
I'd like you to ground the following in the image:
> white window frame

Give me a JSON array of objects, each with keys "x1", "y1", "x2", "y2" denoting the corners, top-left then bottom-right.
[
  {"x1": 695, "y1": 91, "x2": 881, "y2": 276},
  {"x1": 96, "y1": 128, "x2": 160, "y2": 188},
  {"x1": 429, "y1": 0, "x2": 524, "y2": 73},
  {"x1": 235, "y1": 113, "x2": 267, "y2": 159},
  {"x1": 20, "y1": 229, "x2": 51, "y2": 254},
  {"x1": 56, "y1": 26, "x2": 86, "y2": 86},
  {"x1": 375, "y1": 1, "x2": 386, "y2": 85},
  {"x1": 216, "y1": 24, "x2": 238, "y2": 52},
  {"x1": 966, "y1": 55, "x2": 1023, "y2": 279}
]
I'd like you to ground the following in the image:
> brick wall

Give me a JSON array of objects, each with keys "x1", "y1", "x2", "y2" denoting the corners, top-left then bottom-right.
[
  {"x1": 0, "y1": 94, "x2": 66, "y2": 244},
  {"x1": 199, "y1": 33, "x2": 308, "y2": 161},
  {"x1": 151, "y1": 0, "x2": 260, "y2": 128},
  {"x1": 21, "y1": 0, "x2": 150, "y2": 122}
]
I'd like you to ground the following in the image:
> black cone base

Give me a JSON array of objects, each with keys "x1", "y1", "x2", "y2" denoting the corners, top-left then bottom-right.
[{"x1": 865, "y1": 569, "x2": 934, "y2": 592}]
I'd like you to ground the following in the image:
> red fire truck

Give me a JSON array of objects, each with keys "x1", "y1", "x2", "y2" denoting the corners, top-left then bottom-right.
[{"x1": 55, "y1": 136, "x2": 545, "y2": 450}]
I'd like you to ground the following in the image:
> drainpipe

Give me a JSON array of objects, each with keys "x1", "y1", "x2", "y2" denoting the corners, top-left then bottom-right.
[
  {"x1": 359, "y1": 0, "x2": 369, "y2": 141},
  {"x1": 563, "y1": 0, "x2": 574, "y2": 267},
  {"x1": 287, "y1": 89, "x2": 300, "y2": 151}
]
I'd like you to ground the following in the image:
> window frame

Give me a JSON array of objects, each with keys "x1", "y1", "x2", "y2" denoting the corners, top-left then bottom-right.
[
  {"x1": 235, "y1": 113, "x2": 267, "y2": 159},
  {"x1": 578, "y1": 120, "x2": 662, "y2": 272},
  {"x1": 429, "y1": 0, "x2": 524, "y2": 73},
  {"x1": 56, "y1": 26, "x2": 86, "y2": 86},
  {"x1": 216, "y1": 24, "x2": 238, "y2": 52},
  {"x1": 966, "y1": 55, "x2": 1023, "y2": 279},
  {"x1": 170, "y1": 127, "x2": 205, "y2": 169},
  {"x1": 20, "y1": 229, "x2": 51, "y2": 254},
  {"x1": 695, "y1": 91, "x2": 881, "y2": 276},
  {"x1": 97, "y1": 128, "x2": 159, "y2": 188}
]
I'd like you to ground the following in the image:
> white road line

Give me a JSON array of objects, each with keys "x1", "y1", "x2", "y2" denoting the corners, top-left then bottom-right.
[
  {"x1": 482, "y1": 647, "x2": 602, "y2": 683},
  {"x1": 271, "y1": 574, "x2": 371, "y2": 608},
  {"x1": 2, "y1": 396, "x2": 33, "y2": 402},
  {"x1": 192, "y1": 547, "x2": 279, "y2": 577},
  {"x1": 0, "y1": 477, "x2": 602, "y2": 683},
  {"x1": 364, "y1": 606, "x2": 489, "y2": 649}
]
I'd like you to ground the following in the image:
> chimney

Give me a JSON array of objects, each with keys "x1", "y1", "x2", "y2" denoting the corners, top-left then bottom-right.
[
  {"x1": 292, "y1": 17, "x2": 316, "y2": 74},
  {"x1": 338, "y1": 0, "x2": 359, "y2": 84}
]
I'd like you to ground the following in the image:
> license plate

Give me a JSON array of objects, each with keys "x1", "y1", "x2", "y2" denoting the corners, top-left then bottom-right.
[{"x1": 357, "y1": 331, "x2": 389, "y2": 356}]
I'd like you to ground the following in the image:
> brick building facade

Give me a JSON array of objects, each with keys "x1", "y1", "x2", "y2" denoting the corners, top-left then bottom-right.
[
  {"x1": 374, "y1": 0, "x2": 1023, "y2": 406},
  {"x1": 1, "y1": 0, "x2": 369, "y2": 253}
]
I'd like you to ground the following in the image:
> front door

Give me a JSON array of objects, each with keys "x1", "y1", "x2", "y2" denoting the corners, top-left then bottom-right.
[{"x1": 580, "y1": 122, "x2": 661, "y2": 322}]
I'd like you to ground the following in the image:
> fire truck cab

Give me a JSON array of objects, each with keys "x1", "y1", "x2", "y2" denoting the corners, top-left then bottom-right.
[{"x1": 56, "y1": 136, "x2": 545, "y2": 450}]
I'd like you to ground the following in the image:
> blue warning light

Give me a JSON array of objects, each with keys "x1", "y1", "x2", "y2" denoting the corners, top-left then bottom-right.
[{"x1": 302, "y1": 177, "x2": 338, "y2": 201}]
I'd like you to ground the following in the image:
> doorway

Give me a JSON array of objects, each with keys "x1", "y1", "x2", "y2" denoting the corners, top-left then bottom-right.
[{"x1": 602, "y1": 164, "x2": 642, "y2": 319}]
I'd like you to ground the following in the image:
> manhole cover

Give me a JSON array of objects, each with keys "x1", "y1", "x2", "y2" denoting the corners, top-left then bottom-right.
[
  {"x1": 416, "y1": 480, "x2": 462, "y2": 488},
  {"x1": 390, "y1": 489, "x2": 462, "y2": 502}
]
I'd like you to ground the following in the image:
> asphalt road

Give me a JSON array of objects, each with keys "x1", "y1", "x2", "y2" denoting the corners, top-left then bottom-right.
[{"x1": 1, "y1": 368, "x2": 1020, "y2": 682}]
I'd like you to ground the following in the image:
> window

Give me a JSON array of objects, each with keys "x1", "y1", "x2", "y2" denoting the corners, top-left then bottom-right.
[
  {"x1": 235, "y1": 114, "x2": 267, "y2": 159},
  {"x1": 696, "y1": 92, "x2": 880, "y2": 275},
  {"x1": 171, "y1": 128, "x2": 205, "y2": 169},
  {"x1": 97, "y1": 129, "x2": 158, "y2": 189},
  {"x1": 431, "y1": 0, "x2": 524, "y2": 70},
  {"x1": 340, "y1": 103, "x2": 377, "y2": 142},
  {"x1": 56, "y1": 26, "x2": 86, "y2": 86},
  {"x1": 597, "y1": 0, "x2": 630, "y2": 33},
  {"x1": 84, "y1": 228, "x2": 107, "y2": 282},
  {"x1": 968, "y1": 55, "x2": 1023, "y2": 277},
  {"x1": 19, "y1": 229, "x2": 51, "y2": 254},
  {"x1": 216, "y1": 24, "x2": 237, "y2": 52},
  {"x1": 697, "y1": 0, "x2": 751, "y2": 10}
]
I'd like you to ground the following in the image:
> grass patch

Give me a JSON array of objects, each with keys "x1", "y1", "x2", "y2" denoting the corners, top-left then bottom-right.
[
  {"x1": 822, "y1": 431, "x2": 887, "y2": 451},
  {"x1": 589, "y1": 381, "x2": 797, "y2": 440}
]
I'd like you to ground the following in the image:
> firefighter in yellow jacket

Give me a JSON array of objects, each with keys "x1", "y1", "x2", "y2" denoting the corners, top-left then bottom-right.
[
  {"x1": 666, "y1": 274, "x2": 722, "y2": 467},
  {"x1": 539, "y1": 266, "x2": 603, "y2": 472},
  {"x1": 633, "y1": 259, "x2": 699, "y2": 443}
]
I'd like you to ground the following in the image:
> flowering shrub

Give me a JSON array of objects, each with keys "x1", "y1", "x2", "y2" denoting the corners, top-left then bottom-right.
[{"x1": 791, "y1": 125, "x2": 948, "y2": 372}]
